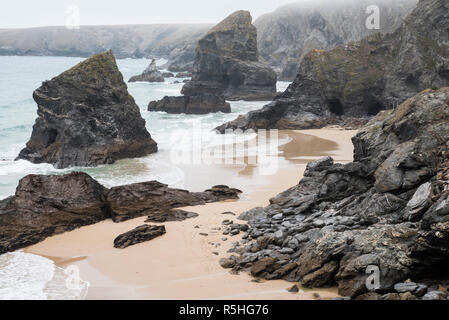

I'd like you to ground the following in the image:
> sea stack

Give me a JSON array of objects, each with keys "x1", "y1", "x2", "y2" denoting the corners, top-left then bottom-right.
[
  {"x1": 217, "y1": 0, "x2": 449, "y2": 132},
  {"x1": 147, "y1": 10, "x2": 277, "y2": 115},
  {"x1": 182, "y1": 10, "x2": 277, "y2": 101},
  {"x1": 18, "y1": 50, "x2": 158, "y2": 169},
  {"x1": 129, "y1": 58, "x2": 165, "y2": 83}
]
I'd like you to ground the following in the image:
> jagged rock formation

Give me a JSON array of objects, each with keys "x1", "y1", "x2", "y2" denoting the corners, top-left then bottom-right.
[
  {"x1": 148, "y1": 94, "x2": 231, "y2": 114},
  {"x1": 17, "y1": 50, "x2": 158, "y2": 169},
  {"x1": 148, "y1": 11, "x2": 278, "y2": 114},
  {"x1": 224, "y1": 87, "x2": 449, "y2": 298},
  {"x1": 217, "y1": 0, "x2": 449, "y2": 132},
  {"x1": 255, "y1": 0, "x2": 418, "y2": 80},
  {"x1": 0, "y1": 24, "x2": 211, "y2": 59},
  {"x1": 114, "y1": 225, "x2": 167, "y2": 249},
  {"x1": 106, "y1": 182, "x2": 242, "y2": 222},
  {"x1": 0, "y1": 172, "x2": 242, "y2": 254},
  {"x1": 0, "y1": 172, "x2": 109, "y2": 254},
  {"x1": 129, "y1": 59, "x2": 165, "y2": 82},
  {"x1": 181, "y1": 10, "x2": 277, "y2": 101}
]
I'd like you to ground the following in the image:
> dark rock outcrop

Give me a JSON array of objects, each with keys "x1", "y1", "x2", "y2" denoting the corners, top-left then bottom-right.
[
  {"x1": 0, "y1": 173, "x2": 241, "y2": 254},
  {"x1": 129, "y1": 59, "x2": 165, "y2": 82},
  {"x1": 223, "y1": 87, "x2": 449, "y2": 298},
  {"x1": 113, "y1": 225, "x2": 166, "y2": 249},
  {"x1": 17, "y1": 50, "x2": 158, "y2": 169},
  {"x1": 181, "y1": 10, "x2": 277, "y2": 101},
  {"x1": 148, "y1": 94, "x2": 231, "y2": 114},
  {"x1": 145, "y1": 209, "x2": 198, "y2": 223},
  {"x1": 0, "y1": 172, "x2": 108, "y2": 254},
  {"x1": 254, "y1": 0, "x2": 418, "y2": 80},
  {"x1": 105, "y1": 182, "x2": 241, "y2": 223},
  {"x1": 217, "y1": 0, "x2": 449, "y2": 132}
]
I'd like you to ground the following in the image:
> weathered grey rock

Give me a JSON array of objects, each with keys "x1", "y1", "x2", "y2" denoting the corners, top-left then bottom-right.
[
  {"x1": 114, "y1": 225, "x2": 166, "y2": 249},
  {"x1": 221, "y1": 87, "x2": 449, "y2": 297},
  {"x1": 422, "y1": 291, "x2": 448, "y2": 300},
  {"x1": 148, "y1": 94, "x2": 230, "y2": 114},
  {"x1": 17, "y1": 51, "x2": 158, "y2": 169},
  {"x1": 394, "y1": 282, "x2": 419, "y2": 293},
  {"x1": 217, "y1": 0, "x2": 449, "y2": 132},
  {"x1": 406, "y1": 182, "x2": 433, "y2": 221},
  {"x1": 181, "y1": 10, "x2": 277, "y2": 101},
  {"x1": 129, "y1": 59, "x2": 165, "y2": 82}
]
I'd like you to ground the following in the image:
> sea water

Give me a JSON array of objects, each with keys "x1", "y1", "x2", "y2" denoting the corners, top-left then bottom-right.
[{"x1": 0, "y1": 55, "x2": 290, "y2": 299}]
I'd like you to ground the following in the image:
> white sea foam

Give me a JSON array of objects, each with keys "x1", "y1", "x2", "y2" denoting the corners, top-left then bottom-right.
[{"x1": 0, "y1": 252, "x2": 88, "y2": 300}]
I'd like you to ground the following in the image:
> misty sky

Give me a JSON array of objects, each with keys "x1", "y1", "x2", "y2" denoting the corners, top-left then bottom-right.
[{"x1": 0, "y1": 0, "x2": 306, "y2": 28}]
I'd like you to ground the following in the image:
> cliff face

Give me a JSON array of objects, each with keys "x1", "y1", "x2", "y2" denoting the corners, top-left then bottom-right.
[
  {"x1": 18, "y1": 50, "x2": 158, "y2": 169},
  {"x1": 255, "y1": 0, "x2": 418, "y2": 80},
  {"x1": 225, "y1": 87, "x2": 449, "y2": 298},
  {"x1": 0, "y1": 24, "x2": 211, "y2": 60},
  {"x1": 181, "y1": 11, "x2": 277, "y2": 101},
  {"x1": 218, "y1": 0, "x2": 449, "y2": 132}
]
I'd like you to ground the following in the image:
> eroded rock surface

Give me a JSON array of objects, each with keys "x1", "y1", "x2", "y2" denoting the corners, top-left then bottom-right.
[
  {"x1": 223, "y1": 88, "x2": 449, "y2": 298},
  {"x1": 114, "y1": 225, "x2": 166, "y2": 249},
  {"x1": 218, "y1": 0, "x2": 449, "y2": 132},
  {"x1": 17, "y1": 50, "x2": 158, "y2": 168}
]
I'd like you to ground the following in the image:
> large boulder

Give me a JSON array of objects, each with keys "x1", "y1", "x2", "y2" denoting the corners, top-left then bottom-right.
[
  {"x1": 106, "y1": 181, "x2": 242, "y2": 222},
  {"x1": 224, "y1": 87, "x2": 449, "y2": 298},
  {"x1": 217, "y1": 0, "x2": 449, "y2": 132},
  {"x1": 0, "y1": 172, "x2": 109, "y2": 254},
  {"x1": 148, "y1": 94, "x2": 230, "y2": 114},
  {"x1": 181, "y1": 10, "x2": 277, "y2": 101},
  {"x1": 129, "y1": 59, "x2": 165, "y2": 82},
  {"x1": 17, "y1": 50, "x2": 158, "y2": 169}
]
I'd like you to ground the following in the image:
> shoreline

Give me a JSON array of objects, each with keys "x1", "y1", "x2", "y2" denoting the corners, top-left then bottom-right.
[{"x1": 26, "y1": 128, "x2": 357, "y2": 300}]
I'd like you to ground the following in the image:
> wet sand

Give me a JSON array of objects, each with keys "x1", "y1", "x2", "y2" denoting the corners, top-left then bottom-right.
[{"x1": 26, "y1": 129, "x2": 357, "y2": 300}]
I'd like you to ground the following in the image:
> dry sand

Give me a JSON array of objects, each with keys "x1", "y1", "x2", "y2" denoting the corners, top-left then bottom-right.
[{"x1": 26, "y1": 129, "x2": 357, "y2": 300}]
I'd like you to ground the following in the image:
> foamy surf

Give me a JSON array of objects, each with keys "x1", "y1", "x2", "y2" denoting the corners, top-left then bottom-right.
[{"x1": 0, "y1": 252, "x2": 89, "y2": 300}]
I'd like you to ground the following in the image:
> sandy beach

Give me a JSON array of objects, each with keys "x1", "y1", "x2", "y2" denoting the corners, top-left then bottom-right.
[{"x1": 26, "y1": 128, "x2": 357, "y2": 300}]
